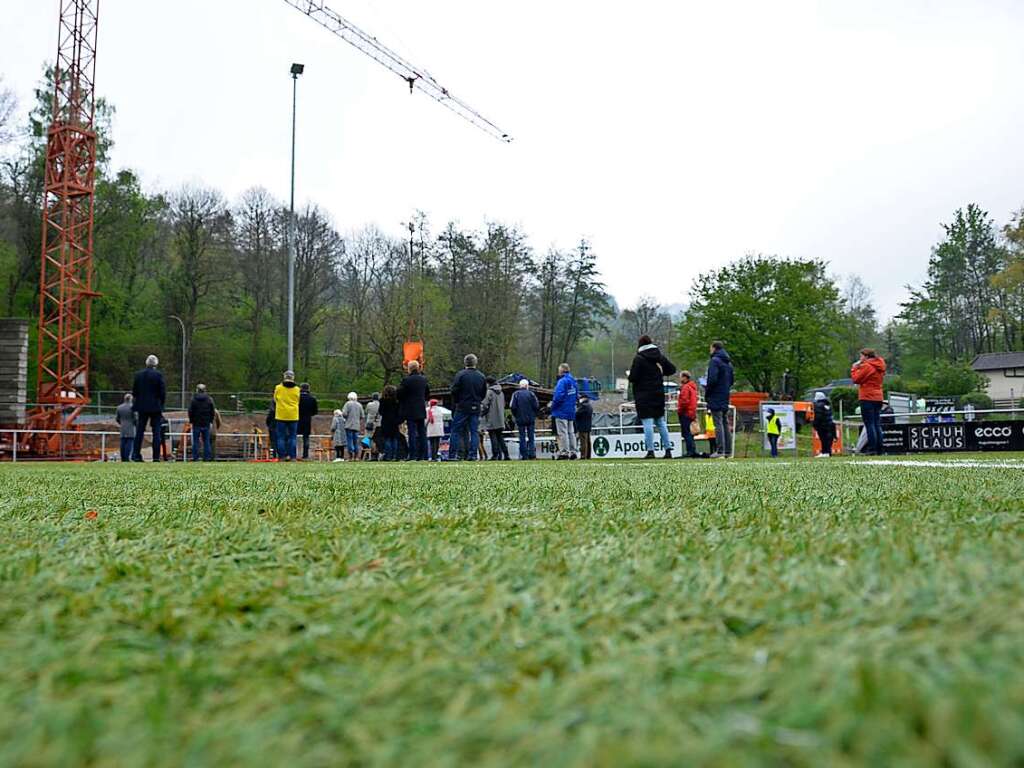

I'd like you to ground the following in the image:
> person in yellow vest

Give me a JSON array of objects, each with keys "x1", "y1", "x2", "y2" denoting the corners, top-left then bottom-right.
[
  {"x1": 704, "y1": 411, "x2": 716, "y2": 456},
  {"x1": 273, "y1": 370, "x2": 301, "y2": 462},
  {"x1": 765, "y1": 408, "x2": 782, "y2": 458}
]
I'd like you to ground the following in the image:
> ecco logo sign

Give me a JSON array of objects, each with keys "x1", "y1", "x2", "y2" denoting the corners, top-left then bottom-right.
[{"x1": 975, "y1": 427, "x2": 1012, "y2": 438}]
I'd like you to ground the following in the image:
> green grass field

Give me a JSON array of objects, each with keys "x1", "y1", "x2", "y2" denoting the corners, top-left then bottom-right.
[{"x1": 1, "y1": 459, "x2": 1023, "y2": 767}]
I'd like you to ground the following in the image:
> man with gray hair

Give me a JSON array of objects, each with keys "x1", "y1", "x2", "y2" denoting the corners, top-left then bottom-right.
[
  {"x1": 115, "y1": 393, "x2": 137, "y2": 462},
  {"x1": 448, "y1": 353, "x2": 487, "y2": 461},
  {"x1": 131, "y1": 354, "x2": 166, "y2": 462}
]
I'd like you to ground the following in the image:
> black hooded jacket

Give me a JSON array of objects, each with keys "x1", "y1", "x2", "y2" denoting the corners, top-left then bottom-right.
[{"x1": 628, "y1": 344, "x2": 677, "y2": 420}]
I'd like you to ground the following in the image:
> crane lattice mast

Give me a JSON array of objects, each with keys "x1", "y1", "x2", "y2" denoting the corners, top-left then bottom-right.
[
  {"x1": 282, "y1": 0, "x2": 512, "y2": 142},
  {"x1": 32, "y1": 0, "x2": 101, "y2": 453}
]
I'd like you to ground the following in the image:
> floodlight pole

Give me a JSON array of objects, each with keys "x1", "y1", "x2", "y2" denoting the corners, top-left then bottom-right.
[
  {"x1": 287, "y1": 63, "x2": 304, "y2": 372},
  {"x1": 169, "y1": 315, "x2": 186, "y2": 409}
]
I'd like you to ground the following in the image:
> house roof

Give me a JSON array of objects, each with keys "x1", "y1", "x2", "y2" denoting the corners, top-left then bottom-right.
[{"x1": 970, "y1": 352, "x2": 1024, "y2": 371}]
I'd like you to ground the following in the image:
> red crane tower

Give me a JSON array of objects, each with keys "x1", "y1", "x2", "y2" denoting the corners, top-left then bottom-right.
[{"x1": 30, "y1": 0, "x2": 101, "y2": 455}]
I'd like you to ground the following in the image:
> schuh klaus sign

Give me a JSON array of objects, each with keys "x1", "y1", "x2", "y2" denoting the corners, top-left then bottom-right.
[{"x1": 880, "y1": 421, "x2": 1024, "y2": 453}]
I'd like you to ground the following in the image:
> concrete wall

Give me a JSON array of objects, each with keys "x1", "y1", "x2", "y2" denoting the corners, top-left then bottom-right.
[{"x1": 0, "y1": 319, "x2": 29, "y2": 425}]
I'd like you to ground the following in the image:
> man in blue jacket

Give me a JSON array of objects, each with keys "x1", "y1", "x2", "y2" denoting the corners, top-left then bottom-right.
[
  {"x1": 705, "y1": 341, "x2": 734, "y2": 458},
  {"x1": 551, "y1": 363, "x2": 579, "y2": 460},
  {"x1": 449, "y1": 353, "x2": 487, "y2": 461},
  {"x1": 131, "y1": 354, "x2": 167, "y2": 462}
]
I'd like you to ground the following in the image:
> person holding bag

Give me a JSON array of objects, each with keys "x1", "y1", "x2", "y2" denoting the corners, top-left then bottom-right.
[{"x1": 676, "y1": 370, "x2": 699, "y2": 458}]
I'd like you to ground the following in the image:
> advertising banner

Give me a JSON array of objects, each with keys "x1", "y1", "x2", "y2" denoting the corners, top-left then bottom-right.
[
  {"x1": 760, "y1": 403, "x2": 796, "y2": 452},
  {"x1": 874, "y1": 421, "x2": 1024, "y2": 453},
  {"x1": 504, "y1": 432, "x2": 689, "y2": 459}
]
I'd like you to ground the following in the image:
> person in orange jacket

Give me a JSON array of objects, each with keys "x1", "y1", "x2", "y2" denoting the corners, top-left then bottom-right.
[
  {"x1": 676, "y1": 370, "x2": 699, "y2": 458},
  {"x1": 851, "y1": 348, "x2": 886, "y2": 455}
]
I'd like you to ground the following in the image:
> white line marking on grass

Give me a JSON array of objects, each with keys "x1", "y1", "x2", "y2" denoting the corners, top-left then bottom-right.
[{"x1": 849, "y1": 459, "x2": 1024, "y2": 469}]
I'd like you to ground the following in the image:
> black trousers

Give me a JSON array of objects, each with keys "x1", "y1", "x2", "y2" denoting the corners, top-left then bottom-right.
[
  {"x1": 301, "y1": 432, "x2": 311, "y2": 459},
  {"x1": 132, "y1": 411, "x2": 162, "y2": 462},
  {"x1": 815, "y1": 424, "x2": 835, "y2": 455},
  {"x1": 488, "y1": 429, "x2": 509, "y2": 459}
]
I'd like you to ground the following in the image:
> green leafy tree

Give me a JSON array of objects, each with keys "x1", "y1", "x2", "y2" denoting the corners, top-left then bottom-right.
[{"x1": 675, "y1": 255, "x2": 843, "y2": 395}]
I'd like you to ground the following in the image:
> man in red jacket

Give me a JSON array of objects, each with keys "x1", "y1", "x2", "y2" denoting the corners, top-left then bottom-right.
[
  {"x1": 851, "y1": 348, "x2": 887, "y2": 455},
  {"x1": 676, "y1": 370, "x2": 699, "y2": 458}
]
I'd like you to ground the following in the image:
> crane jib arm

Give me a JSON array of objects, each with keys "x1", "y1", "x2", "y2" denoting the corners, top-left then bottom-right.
[{"x1": 281, "y1": 0, "x2": 512, "y2": 143}]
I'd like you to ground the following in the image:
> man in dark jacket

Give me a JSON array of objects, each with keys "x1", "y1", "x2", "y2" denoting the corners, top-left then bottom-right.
[
  {"x1": 449, "y1": 353, "x2": 487, "y2": 461},
  {"x1": 575, "y1": 396, "x2": 594, "y2": 459},
  {"x1": 812, "y1": 391, "x2": 835, "y2": 457},
  {"x1": 265, "y1": 404, "x2": 277, "y2": 460},
  {"x1": 115, "y1": 393, "x2": 137, "y2": 462},
  {"x1": 628, "y1": 335, "x2": 677, "y2": 459},
  {"x1": 187, "y1": 383, "x2": 216, "y2": 461},
  {"x1": 705, "y1": 341, "x2": 734, "y2": 458},
  {"x1": 398, "y1": 360, "x2": 430, "y2": 461},
  {"x1": 509, "y1": 379, "x2": 540, "y2": 460},
  {"x1": 131, "y1": 354, "x2": 166, "y2": 462},
  {"x1": 298, "y1": 383, "x2": 319, "y2": 460}
]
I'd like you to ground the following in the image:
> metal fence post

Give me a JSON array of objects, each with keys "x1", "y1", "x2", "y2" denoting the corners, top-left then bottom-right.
[
  {"x1": 11, "y1": 431, "x2": 16, "y2": 463},
  {"x1": 100, "y1": 433, "x2": 106, "y2": 462}
]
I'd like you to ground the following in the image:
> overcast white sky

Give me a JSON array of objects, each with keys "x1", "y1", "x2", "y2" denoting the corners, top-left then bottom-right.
[{"x1": 4, "y1": 0, "x2": 1023, "y2": 320}]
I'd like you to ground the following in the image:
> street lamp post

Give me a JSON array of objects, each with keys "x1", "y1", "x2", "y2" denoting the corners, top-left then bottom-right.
[
  {"x1": 169, "y1": 315, "x2": 186, "y2": 409},
  {"x1": 287, "y1": 62, "x2": 304, "y2": 372}
]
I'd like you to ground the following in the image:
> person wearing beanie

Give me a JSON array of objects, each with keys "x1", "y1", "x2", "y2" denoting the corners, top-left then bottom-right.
[
  {"x1": 764, "y1": 407, "x2": 782, "y2": 458},
  {"x1": 813, "y1": 391, "x2": 836, "y2": 457},
  {"x1": 272, "y1": 370, "x2": 301, "y2": 461}
]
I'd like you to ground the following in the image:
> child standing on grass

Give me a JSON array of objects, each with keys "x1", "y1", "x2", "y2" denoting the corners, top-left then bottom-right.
[
  {"x1": 331, "y1": 409, "x2": 345, "y2": 462},
  {"x1": 813, "y1": 391, "x2": 835, "y2": 458},
  {"x1": 426, "y1": 399, "x2": 447, "y2": 461},
  {"x1": 765, "y1": 408, "x2": 782, "y2": 458}
]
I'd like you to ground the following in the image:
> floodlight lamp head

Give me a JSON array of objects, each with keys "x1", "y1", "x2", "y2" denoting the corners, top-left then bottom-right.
[{"x1": 291, "y1": 63, "x2": 305, "y2": 76}]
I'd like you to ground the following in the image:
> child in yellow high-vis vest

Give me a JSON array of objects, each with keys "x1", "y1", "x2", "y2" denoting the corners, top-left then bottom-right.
[
  {"x1": 765, "y1": 408, "x2": 782, "y2": 458},
  {"x1": 704, "y1": 412, "x2": 716, "y2": 455}
]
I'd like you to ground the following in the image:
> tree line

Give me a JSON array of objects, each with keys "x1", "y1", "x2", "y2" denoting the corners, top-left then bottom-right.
[
  {"x1": 0, "y1": 71, "x2": 610, "y2": 398},
  {"x1": 2, "y1": 68, "x2": 1022, "y2": 405}
]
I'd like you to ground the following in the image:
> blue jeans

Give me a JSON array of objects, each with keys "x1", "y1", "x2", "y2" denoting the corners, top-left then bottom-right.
[
  {"x1": 119, "y1": 437, "x2": 134, "y2": 462},
  {"x1": 641, "y1": 416, "x2": 672, "y2": 454},
  {"x1": 276, "y1": 420, "x2": 298, "y2": 460},
  {"x1": 191, "y1": 425, "x2": 212, "y2": 461},
  {"x1": 679, "y1": 415, "x2": 696, "y2": 456},
  {"x1": 345, "y1": 429, "x2": 359, "y2": 455},
  {"x1": 406, "y1": 418, "x2": 427, "y2": 460},
  {"x1": 861, "y1": 400, "x2": 883, "y2": 454},
  {"x1": 517, "y1": 423, "x2": 536, "y2": 459},
  {"x1": 768, "y1": 433, "x2": 779, "y2": 457},
  {"x1": 384, "y1": 436, "x2": 399, "y2": 461},
  {"x1": 449, "y1": 410, "x2": 480, "y2": 460}
]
